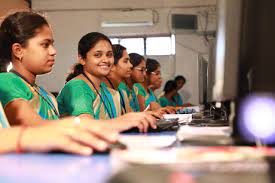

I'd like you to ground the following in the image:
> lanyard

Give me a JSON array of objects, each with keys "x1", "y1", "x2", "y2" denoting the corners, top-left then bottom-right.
[
  {"x1": 10, "y1": 70, "x2": 59, "y2": 117},
  {"x1": 105, "y1": 77, "x2": 127, "y2": 113},
  {"x1": 82, "y1": 72, "x2": 114, "y2": 119}
]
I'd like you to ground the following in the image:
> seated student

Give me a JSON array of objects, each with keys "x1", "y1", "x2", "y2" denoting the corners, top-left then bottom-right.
[
  {"x1": 173, "y1": 75, "x2": 186, "y2": 106},
  {"x1": 0, "y1": 101, "x2": 119, "y2": 155},
  {"x1": 102, "y1": 44, "x2": 134, "y2": 113},
  {"x1": 57, "y1": 32, "x2": 157, "y2": 132},
  {"x1": 127, "y1": 53, "x2": 147, "y2": 112},
  {"x1": 58, "y1": 32, "x2": 121, "y2": 119},
  {"x1": 0, "y1": 11, "x2": 61, "y2": 126},
  {"x1": 159, "y1": 80, "x2": 178, "y2": 107}
]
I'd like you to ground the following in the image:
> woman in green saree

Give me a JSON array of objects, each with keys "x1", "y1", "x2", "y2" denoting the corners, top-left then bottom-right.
[{"x1": 0, "y1": 11, "x2": 60, "y2": 126}]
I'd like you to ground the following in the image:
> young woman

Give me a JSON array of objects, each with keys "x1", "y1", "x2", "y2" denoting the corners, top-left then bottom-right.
[
  {"x1": 159, "y1": 80, "x2": 178, "y2": 107},
  {"x1": 0, "y1": 11, "x2": 60, "y2": 125},
  {"x1": 58, "y1": 32, "x2": 121, "y2": 119},
  {"x1": 127, "y1": 53, "x2": 147, "y2": 112},
  {"x1": 173, "y1": 75, "x2": 186, "y2": 106},
  {"x1": 102, "y1": 44, "x2": 134, "y2": 113},
  {"x1": 57, "y1": 33, "x2": 157, "y2": 132}
]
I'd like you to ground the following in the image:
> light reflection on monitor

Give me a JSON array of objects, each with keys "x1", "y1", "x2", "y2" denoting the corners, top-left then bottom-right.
[{"x1": 238, "y1": 94, "x2": 275, "y2": 144}]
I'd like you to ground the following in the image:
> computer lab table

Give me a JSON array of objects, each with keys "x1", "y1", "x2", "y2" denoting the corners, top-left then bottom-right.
[
  {"x1": 0, "y1": 129, "x2": 272, "y2": 183},
  {"x1": 0, "y1": 131, "x2": 176, "y2": 183}
]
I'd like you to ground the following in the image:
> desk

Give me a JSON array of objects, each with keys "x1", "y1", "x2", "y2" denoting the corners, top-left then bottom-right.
[{"x1": 0, "y1": 131, "x2": 176, "y2": 183}]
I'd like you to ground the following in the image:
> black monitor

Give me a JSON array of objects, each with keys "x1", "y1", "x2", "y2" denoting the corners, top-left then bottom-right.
[{"x1": 234, "y1": 0, "x2": 275, "y2": 145}]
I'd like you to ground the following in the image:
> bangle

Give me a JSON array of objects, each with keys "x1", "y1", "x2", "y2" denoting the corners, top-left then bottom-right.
[{"x1": 16, "y1": 126, "x2": 27, "y2": 154}]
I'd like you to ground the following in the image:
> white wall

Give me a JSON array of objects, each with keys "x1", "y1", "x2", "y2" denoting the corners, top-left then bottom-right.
[{"x1": 32, "y1": 0, "x2": 217, "y2": 104}]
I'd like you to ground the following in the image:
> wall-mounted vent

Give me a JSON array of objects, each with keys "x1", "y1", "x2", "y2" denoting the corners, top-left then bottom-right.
[{"x1": 101, "y1": 10, "x2": 154, "y2": 27}]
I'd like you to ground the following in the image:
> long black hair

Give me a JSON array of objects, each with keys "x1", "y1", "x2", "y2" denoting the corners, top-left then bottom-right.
[
  {"x1": 66, "y1": 32, "x2": 112, "y2": 82},
  {"x1": 129, "y1": 53, "x2": 144, "y2": 68},
  {"x1": 0, "y1": 11, "x2": 49, "y2": 72}
]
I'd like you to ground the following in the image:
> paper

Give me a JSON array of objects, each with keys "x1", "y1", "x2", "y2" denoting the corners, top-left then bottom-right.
[
  {"x1": 111, "y1": 146, "x2": 270, "y2": 165},
  {"x1": 119, "y1": 134, "x2": 176, "y2": 150},
  {"x1": 176, "y1": 126, "x2": 230, "y2": 141}
]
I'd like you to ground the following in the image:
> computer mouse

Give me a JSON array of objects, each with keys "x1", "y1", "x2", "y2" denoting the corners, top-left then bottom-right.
[{"x1": 107, "y1": 141, "x2": 127, "y2": 151}]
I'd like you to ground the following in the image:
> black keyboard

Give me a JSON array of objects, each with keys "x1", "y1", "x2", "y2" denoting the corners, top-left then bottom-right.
[{"x1": 188, "y1": 119, "x2": 229, "y2": 127}]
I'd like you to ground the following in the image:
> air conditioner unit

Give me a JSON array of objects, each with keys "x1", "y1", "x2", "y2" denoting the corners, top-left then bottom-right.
[{"x1": 101, "y1": 10, "x2": 154, "y2": 27}]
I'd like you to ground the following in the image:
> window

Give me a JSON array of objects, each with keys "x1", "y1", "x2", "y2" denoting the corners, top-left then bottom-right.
[
  {"x1": 109, "y1": 35, "x2": 175, "y2": 56},
  {"x1": 120, "y1": 38, "x2": 144, "y2": 55},
  {"x1": 146, "y1": 36, "x2": 175, "y2": 55},
  {"x1": 110, "y1": 38, "x2": 119, "y2": 44}
]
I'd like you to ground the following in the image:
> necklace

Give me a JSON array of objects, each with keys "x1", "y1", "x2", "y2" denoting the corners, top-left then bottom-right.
[{"x1": 105, "y1": 77, "x2": 127, "y2": 113}]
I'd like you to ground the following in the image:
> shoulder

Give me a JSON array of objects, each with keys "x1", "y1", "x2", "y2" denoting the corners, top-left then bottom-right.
[
  {"x1": 133, "y1": 83, "x2": 145, "y2": 91},
  {"x1": 63, "y1": 79, "x2": 92, "y2": 91},
  {"x1": 118, "y1": 82, "x2": 130, "y2": 93},
  {"x1": 103, "y1": 83, "x2": 119, "y2": 96},
  {"x1": 0, "y1": 72, "x2": 31, "y2": 92},
  {"x1": 0, "y1": 72, "x2": 26, "y2": 85},
  {"x1": 159, "y1": 97, "x2": 168, "y2": 101}
]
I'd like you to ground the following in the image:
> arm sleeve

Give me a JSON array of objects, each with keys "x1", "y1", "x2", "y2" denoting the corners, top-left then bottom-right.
[
  {"x1": 133, "y1": 83, "x2": 146, "y2": 97},
  {"x1": 159, "y1": 97, "x2": 168, "y2": 107},
  {"x1": 0, "y1": 74, "x2": 32, "y2": 108},
  {"x1": 57, "y1": 80, "x2": 96, "y2": 117}
]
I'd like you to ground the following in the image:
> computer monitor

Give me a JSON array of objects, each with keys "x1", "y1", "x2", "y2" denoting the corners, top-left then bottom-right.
[
  {"x1": 211, "y1": 0, "x2": 242, "y2": 103},
  {"x1": 198, "y1": 54, "x2": 208, "y2": 105},
  {"x1": 235, "y1": 0, "x2": 275, "y2": 145}
]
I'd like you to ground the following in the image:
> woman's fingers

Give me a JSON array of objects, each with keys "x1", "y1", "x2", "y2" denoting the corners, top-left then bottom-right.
[
  {"x1": 59, "y1": 139, "x2": 93, "y2": 156},
  {"x1": 143, "y1": 113, "x2": 157, "y2": 129},
  {"x1": 79, "y1": 120, "x2": 119, "y2": 143},
  {"x1": 68, "y1": 128, "x2": 109, "y2": 152}
]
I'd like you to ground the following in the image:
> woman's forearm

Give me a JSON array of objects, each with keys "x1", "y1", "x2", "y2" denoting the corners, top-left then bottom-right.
[{"x1": 0, "y1": 127, "x2": 20, "y2": 154}]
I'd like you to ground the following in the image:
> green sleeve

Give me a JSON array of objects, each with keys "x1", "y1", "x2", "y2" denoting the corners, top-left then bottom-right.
[
  {"x1": 159, "y1": 97, "x2": 169, "y2": 107},
  {"x1": 133, "y1": 83, "x2": 146, "y2": 97},
  {"x1": 173, "y1": 93, "x2": 183, "y2": 106},
  {"x1": 57, "y1": 79, "x2": 96, "y2": 116},
  {"x1": 0, "y1": 73, "x2": 33, "y2": 108}
]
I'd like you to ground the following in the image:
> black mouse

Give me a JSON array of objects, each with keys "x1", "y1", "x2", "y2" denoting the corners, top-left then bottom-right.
[
  {"x1": 93, "y1": 141, "x2": 127, "y2": 154},
  {"x1": 107, "y1": 141, "x2": 127, "y2": 151}
]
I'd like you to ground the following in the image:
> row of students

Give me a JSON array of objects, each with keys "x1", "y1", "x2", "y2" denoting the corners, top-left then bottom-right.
[{"x1": 0, "y1": 11, "x2": 162, "y2": 154}]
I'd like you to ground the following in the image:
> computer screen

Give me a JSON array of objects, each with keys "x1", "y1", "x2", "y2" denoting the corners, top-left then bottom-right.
[
  {"x1": 211, "y1": 0, "x2": 242, "y2": 103},
  {"x1": 235, "y1": 0, "x2": 275, "y2": 145},
  {"x1": 198, "y1": 54, "x2": 208, "y2": 105}
]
